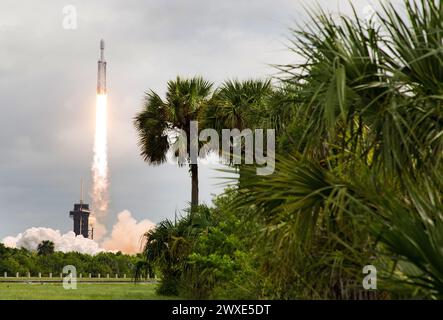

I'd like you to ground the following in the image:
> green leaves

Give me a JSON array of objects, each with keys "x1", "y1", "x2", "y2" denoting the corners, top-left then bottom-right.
[
  {"x1": 37, "y1": 240, "x2": 55, "y2": 256},
  {"x1": 204, "y1": 79, "x2": 273, "y2": 132},
  {"x1": 281, "y1": 0, "x2": 443, "y2": 179},
  {"x1": 372, "y1": 174, "x2": 443, "y2": 297},
  {"x1": 166, "y1": 76, "x2": 213, "y2": 127},
  {"x1": 380, "y1": 0, "x2": 443, "y2": 94},
  {"x1": 221, "y1": 1, "x2": 443, "y2": 298},
  {"x1": 134, "y1": 76, "x2": 213, "y2": 165},
  {"x1": 134, "y1": 0, "x2": 443, "y2": 299},
  {"x1": 134, "y1": 90, "x2": 170, "y2": 164}
]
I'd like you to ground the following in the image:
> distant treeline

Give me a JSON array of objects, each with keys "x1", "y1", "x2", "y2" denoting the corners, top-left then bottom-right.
[{"x1": 0, "y1": 243, "x2": 140, "y2": 277}]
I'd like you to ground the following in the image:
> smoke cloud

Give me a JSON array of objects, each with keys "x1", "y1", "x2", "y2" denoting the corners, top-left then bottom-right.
[
  {"x1": 2, "y1": 227, "x2": 103, "y2": 255},
  {"x1": 101, "y1": 210, "x2": 155, "y2": 254},
  {"x1": 1, "y1": 210, "x2": 155, "y2": 255}
]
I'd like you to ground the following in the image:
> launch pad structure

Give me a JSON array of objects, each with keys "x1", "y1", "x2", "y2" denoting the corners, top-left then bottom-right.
[{"x1": 69, "y1": 179, "x2": 93, "y2": 239}]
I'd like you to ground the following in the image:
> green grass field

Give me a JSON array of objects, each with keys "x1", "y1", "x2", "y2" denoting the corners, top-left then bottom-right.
[
  {"x1": 1, "y1": 277, "x2": 152, "y2": 282},
  {"x1": 0, "y1": 282, "x2": 174, "y2": 300}
]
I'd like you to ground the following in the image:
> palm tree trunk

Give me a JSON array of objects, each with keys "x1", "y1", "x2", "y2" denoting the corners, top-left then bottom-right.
[{"x1": 190, "y1": 163, "x2": 199, "y2": 207}]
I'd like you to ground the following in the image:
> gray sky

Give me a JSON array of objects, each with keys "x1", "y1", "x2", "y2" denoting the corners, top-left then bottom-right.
[{"x1": 0, "y1": 0, "x2": 378, "y2": 239}]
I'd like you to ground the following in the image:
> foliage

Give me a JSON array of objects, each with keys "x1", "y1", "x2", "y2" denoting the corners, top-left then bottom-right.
[
  {"x1": 371, "y1": 174, "x2": 443, "y2": 298},
  {"x1": 0, "y1": 244, "x2": 139, "y2": 277},
  {"x1": 136, "y1": 0, "x2": 443, "y2": 300},
  {"x1": 134, "y1": 76, "x2": 213, "y2": 207},
  {"x1": 37, "y1": 240, "x2": 55, "y2": 256}
]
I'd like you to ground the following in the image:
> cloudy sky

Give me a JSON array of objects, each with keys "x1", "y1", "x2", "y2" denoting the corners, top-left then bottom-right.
[{"x1": 0, "y1": 0, "x2": 383, "y2": 239}]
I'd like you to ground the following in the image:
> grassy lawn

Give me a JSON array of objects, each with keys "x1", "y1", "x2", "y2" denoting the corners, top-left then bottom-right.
[
  {"x1": 0, "y1": 282, "x2": 175, "y2": 300},
  {"x1": 1, "y1": 277, "x2": 154, "y2": 282}
]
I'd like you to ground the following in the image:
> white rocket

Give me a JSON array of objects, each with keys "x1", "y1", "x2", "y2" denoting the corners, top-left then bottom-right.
[{"x1": 97, "y1": 39, "x2": 106, "y2": 94}]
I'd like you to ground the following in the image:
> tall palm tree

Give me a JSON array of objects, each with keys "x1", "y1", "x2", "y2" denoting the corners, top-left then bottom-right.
[
  {"x1": 37, "y1": 240, "x2": 55, "y2": 256},
  {"x1": 134, "y1": 76, "x2": 213, "y2": 207}
]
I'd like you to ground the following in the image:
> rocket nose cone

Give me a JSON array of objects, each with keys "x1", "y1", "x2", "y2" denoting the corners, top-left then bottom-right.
[{"x1": 100, "y1": 39, "x2": 105, "y2": 50}]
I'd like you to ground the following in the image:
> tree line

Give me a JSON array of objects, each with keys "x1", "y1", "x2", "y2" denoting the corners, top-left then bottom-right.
[{"x1": 0, "y1": 242, "x2": 140, "y2": 277}]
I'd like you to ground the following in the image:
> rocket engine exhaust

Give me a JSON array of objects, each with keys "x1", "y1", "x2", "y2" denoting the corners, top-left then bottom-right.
[{"x1": 91, "y1": 39, "x2": 108, "y2": 240}]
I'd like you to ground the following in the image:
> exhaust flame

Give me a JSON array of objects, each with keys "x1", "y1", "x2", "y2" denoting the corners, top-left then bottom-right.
[{"x1": 91, "y1": 94, "x2": 108, "y2": 239}]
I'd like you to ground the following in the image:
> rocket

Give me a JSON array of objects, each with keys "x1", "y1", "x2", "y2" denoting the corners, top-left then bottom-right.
[{"x1": 97, "y1": 39, "x2": 106, "y2": 95}]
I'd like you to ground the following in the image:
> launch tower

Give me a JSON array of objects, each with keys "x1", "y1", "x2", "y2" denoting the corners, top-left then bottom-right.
[{"x1": 69, "y1": 180, "x2": 93, "y2": 239}]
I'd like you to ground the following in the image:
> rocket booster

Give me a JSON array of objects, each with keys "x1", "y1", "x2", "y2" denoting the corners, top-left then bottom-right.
[{"x1": 97, "y1": 39, "x2": 106, "y2": 95}]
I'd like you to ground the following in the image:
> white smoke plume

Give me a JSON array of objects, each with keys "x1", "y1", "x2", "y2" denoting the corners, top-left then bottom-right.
[
  {"x1": 2, "y1": 227, "x2": 103, "y2": 255},
  {"x1": 1, "y1": 211, "x2": 155, "y2": 255},
  {"x1": 101, "y1": 210, "x2": 155, "y2": 254},
  {"x1": 91, "y1": 94, "x2": 109, "y2": 240}
]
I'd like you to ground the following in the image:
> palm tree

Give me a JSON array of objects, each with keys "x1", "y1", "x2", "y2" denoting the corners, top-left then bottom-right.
[
  {"x1": 204, "y1": 79, "x2": 274, "y2": 183},
  {"x1": 134, "y1": 76, "x2": 213, "y2": 207},
  {"x1": 37, "y1": 240, "x2": 55, "y2": 256},
  {"x1": 204, "y1": 79, "x2": 273, "y2": 132},
  {"x1": 141, "y1": 206, "x2": 212, "y2": 295}
]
